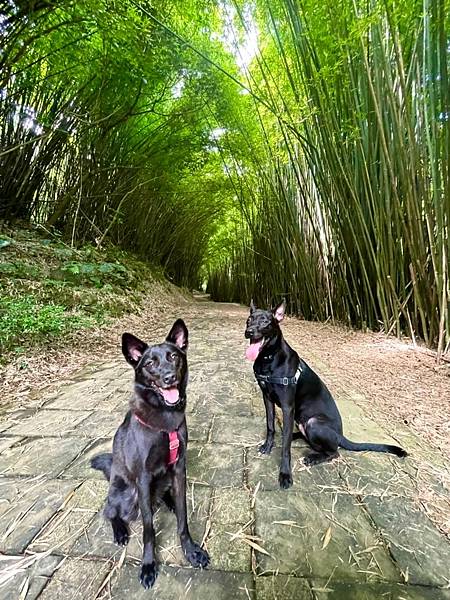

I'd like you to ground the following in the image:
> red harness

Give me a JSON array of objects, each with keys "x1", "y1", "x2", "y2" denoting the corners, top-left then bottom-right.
[{"x1": 134, "y1": 413, "x2": 180, "y2": 466}]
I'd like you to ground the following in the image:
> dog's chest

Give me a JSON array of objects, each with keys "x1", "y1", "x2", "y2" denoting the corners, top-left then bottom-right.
[{"x1": 256, "y1": 379, "x2": 282, "y2": 406}]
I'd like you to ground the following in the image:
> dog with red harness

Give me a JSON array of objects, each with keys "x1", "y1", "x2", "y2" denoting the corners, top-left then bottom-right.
[{"x1": 91, "y1": 319, "x2": 209, "y2": 589}]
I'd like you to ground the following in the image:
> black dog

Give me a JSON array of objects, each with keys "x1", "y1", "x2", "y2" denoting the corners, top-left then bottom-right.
[
  {"x1": 91, "y1": 319, "x2": 209, "y2": 588},
  {"x1": 245, "y1": 300, "x2": 407, "y2": 489}
]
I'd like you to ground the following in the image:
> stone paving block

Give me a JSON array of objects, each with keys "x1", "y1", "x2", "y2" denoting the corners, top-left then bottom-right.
[
  {"x1": 206, "y1": 522, "x2": 252, "y2": 572},
  {"x1": 311, "y1": 580, "x2": 450, "y2": 600},
  {"x1": 111, "y1": 563, "x2": 255, "y2": 599},
  {"x1": 43, "y1": 385, "x2": 126, "y2": 412},
  {"x1": 0, "y1": 435, "x2": 23, "y2": 453},
  {"x1": 363, "y1": 496, "x2": 450, "y2": 587},
  {"x1": 72, "y1": 410, "x2": 124, "y2": 438},
  {"x1": 72, "y1": 483, "x2": 212, "y2": 567},
  {"x1": 336, "y1": 400, "x2": 370, "y2": 422},
  {"x1": 256, "y1": 574, "x2": 314, "y2": 599},
  {"x1": 45, "y1": 380, "x2": 115, "y2": 411},
  {"x1": 186, "y1": 413, "x2": 212, "y2": 442},
  {"x1": 153, "y1": 485, "x2": 212, "y2": 566},
  {"x1": 90, "y1": 361, "x2": 129, "y2": 382},
  {"x1": 338, "y1": 399, "x2": 425, "y2": 462},
  {"x1": 67, "y1": 478, "x2": 109, "y2": 509},
  {"x1": 189, "y1": 382, "x2": 254, "y2": 418},
  {"x1": 386, "y1": 422, "x2": 448, "y2": 469},
  {"x1": 0, "y1": 554, "x2": 62, "y2": 600},
  {"x1": 249, "y1": 393, "x2": 267, "y2": 417},
  {"x1": 60, "y1": 438, "x2": 112, "y2": 480},
  {"x1": 210, "y1": 414, "x2": 265, "y2": 446},
  {"x1": 0, "y1": 477, "x2": 78, "y2": 553},
  {"x1": 38, "y1": 556, "x2": 112, "y2": 599},
  {"x1": 187, "y1": 443, "x2": 244, "y2": 487},
  {"x1": 340, "y1": 454, "x2": 415, "y2": 498},
  {"x1": 6, "y1": 409, "x2": 92, "y2": 437},
  {"x1": 71, "y1": 509, "x2": 142, "y2": 561},
  {"x1": 254, "y1": 490, "x2": 399, "y2": 583},
  {"x1": 41, "y1": 379, "x2": 98, "y2": 404},
  {"x1": 340, "y1": 414, "x2": 397, "y2": 446},
  {"x1": 0, "y1": 436, "x2": 89, "y2": 477},
  {"x1": 210, "y1": 488, "x2": 251, "y2": 525},
  {"x1": 0, "y1": 420, "x2": 13, "y2": 434},
  {"x1": 29, "y1": 480, "x2": 109, "y2": 554},
  {"x1": 28, "y1": 508, "x2": 97, "y2": 556},
  {"x1": 247, "y1": 447, "x2": 345, "y2": 493}
]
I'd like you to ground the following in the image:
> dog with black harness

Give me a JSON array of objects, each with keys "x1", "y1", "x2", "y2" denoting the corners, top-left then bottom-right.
[
  {"x1": 245, "y1": 299, "x2": 407, "y2": 489},
  {"x1": 91, "y1": 319, "x2": 209, "y2": 588}
]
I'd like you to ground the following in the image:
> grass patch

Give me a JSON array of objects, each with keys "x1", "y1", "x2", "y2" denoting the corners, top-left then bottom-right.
[
  {"x1": 0, "y1": 225, "x2": 171, "y2": 360},
  {"x1": 0, "y1": 295, "x2": 98, "y2": 355}
]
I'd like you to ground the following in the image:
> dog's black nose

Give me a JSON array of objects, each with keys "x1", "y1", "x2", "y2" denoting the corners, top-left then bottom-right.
[
  {"x1": 245, "y1": 329, "x2": 254, "y2": 339},
  {"x1": 163, "y1": 373, "x2": 176, "y2": 385}
]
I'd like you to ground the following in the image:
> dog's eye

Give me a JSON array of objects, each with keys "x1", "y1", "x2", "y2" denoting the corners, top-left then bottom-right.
[{"x1": 167, "y1": 352, "x2": 178, "y2": 362}]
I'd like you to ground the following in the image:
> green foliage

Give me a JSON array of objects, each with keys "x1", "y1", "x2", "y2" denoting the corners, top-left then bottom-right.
[
  {"x1": 0, "y1": 295, "x2": 96, "y2": 356},
  {"x1": 58, "y1": 261, "x2": 129, "y2": 287},
  {"x1": 0, "y1": 0, "x2": 248, "y2": 288},
  {"x1": 0, "y1": 261, "x2": 40, "y2": 279},
  {"x1": 208, "y1": 0, "x2": 450, "y2": 352},
  {"x1": 0, "y1": 227, "x2": 161, "y2": 356}
]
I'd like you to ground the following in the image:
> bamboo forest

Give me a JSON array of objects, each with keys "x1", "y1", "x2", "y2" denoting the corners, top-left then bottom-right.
[{"x1": 1, "y1": 0, "x2": 449, "y2": 352}]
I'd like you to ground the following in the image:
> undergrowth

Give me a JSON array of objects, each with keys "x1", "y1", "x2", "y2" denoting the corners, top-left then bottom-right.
[{"x1": 0, "y1": 225, "x2": 167, "y2": 360}]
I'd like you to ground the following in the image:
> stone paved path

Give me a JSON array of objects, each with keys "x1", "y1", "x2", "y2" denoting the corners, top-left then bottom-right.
[{"x1": 1, "y1": 300, "x2": 450, "y2": 599}]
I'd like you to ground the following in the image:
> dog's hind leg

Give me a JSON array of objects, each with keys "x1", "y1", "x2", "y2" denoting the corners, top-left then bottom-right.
[
  {"x1": 304, "y1": 421, "x2": 339, "y2": 466},
  {"x1": 161, "y1": 490, "x2": 175, "y2": 512}
]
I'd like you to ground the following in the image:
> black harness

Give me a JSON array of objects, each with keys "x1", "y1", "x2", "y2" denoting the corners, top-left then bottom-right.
[{"x1": 255, "y1": 365, "x2": 302, "y2": 387}]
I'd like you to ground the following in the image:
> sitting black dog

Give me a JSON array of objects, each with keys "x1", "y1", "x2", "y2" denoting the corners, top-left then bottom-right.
[
  {"x1": 245, "y1": 299, "x2": 407, "y2": 489},
  {"x1": 91, "y1": 319, "x2": 209, "y2": 588}
]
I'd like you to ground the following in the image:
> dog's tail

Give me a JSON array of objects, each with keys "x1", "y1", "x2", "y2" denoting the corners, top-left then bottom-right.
[
  {"x1": 90, "y1": 453, "x2": 113, "y2": 480},
  {"x1": 338, "y1": 435, "x2": 407, "y2": 457}
]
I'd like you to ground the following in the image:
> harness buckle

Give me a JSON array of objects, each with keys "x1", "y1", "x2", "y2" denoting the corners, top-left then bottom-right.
[
  {"x1": 282, "y1": 377, "x2": 289, "y2": 386},
  {"x1": 169, "y1": 438, "x2": 180, "y2": 451}
]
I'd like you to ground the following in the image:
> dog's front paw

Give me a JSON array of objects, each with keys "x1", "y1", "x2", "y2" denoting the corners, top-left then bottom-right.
[
  {"x1": 184, "y1": 542, "x2": 210, "y2": 569},
  {"x1": 258, "y1": 440, "x2": 274, "y2": 455},
  {"x1": 140, "y1": 562, "x2": 158, "y2": 589},
  {"x1": 279, "y1": 471, "x2": 293, "y2": 489},
  {"x1": 112, "y1": 521, "x2": 129, "y2": 546}
]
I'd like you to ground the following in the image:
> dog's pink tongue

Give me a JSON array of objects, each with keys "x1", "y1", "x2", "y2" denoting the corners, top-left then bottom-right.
[
  {"x1": 160, "y1": 387, "x2": 179, "y2": 404},
  {"x1": 246, "y1": 340, "x2": 263, "y2": 361}
]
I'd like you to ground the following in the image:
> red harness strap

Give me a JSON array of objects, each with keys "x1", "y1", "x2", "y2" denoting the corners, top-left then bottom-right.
[
  {"x1": 134, "y1": 413, "x2": 180, "y2": 466},
  {"x1": 168, "y1": 430, "x2": 180, "y2": 466}
]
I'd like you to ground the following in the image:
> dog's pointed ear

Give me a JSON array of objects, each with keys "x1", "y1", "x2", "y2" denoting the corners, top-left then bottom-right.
[
  {"x1": 122, "y1": 333, "x2": 148, "y2": 367},
  {"x1": 166, "y1": 319, "x2": 188, "y2": 351},
  {"x1": 272, "y1": 298, "x2": 286, "y2": 322},
  {"x1": 250, "y1": 299, "x2": 256, "y2": 314}
]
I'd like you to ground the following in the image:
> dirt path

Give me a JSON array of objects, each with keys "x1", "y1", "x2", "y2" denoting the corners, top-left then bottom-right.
[{"x1": 1, "y1": 299, "x2": 449, "y2": 599}]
